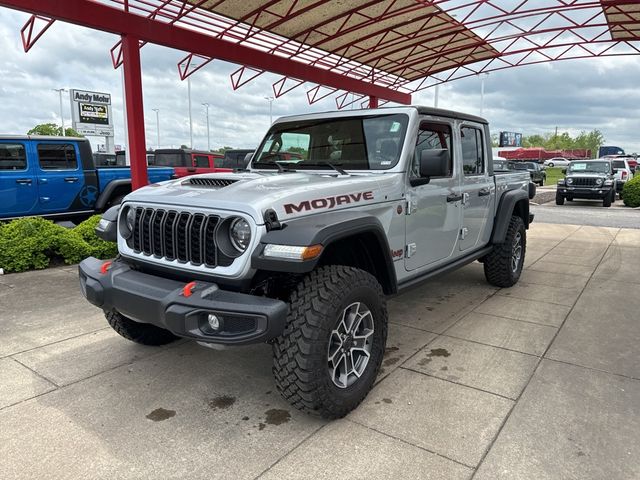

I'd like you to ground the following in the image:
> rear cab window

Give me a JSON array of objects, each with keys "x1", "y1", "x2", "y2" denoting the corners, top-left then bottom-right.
[
  {"x1": 460, "y1": 126, "x2": 485, "y2": 176},
  {"x1": 193, "y1": 155, "x2": 210, "y2": 168},
  {"x1": 37, "y1": 144, "x2": 78, "y2": 170},
  {"x1": 0, "y1": 143, "x2": 27, "y2": 171}
]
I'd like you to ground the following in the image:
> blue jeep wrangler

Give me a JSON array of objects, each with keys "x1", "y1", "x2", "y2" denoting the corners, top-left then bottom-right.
[{"x1": 0, "y1": 136, "x2": 174, "y2": 221}]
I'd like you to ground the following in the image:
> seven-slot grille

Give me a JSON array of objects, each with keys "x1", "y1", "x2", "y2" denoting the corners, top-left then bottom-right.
[
  {"x1": 571, "y1": 177, "x2": 598, "y2": 187},
  {"x1": 129, "y1": 208, "x2": 234, "y2": 267}
]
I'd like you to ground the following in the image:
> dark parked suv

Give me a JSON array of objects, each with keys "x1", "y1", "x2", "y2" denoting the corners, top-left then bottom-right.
[
  {"x1": 511, "y1": 161, "x2": 546, "y2": 186},
  {"x1": 556, "y1": 160, "x2": 616, "y2": 207}
]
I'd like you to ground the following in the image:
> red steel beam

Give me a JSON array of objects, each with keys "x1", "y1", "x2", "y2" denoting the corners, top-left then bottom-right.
[
  {"x1": 0, "y1": 0, "x2": 411, "y2": 104},
  {"x1": 121, "y1": 34, "x2": 148, "y2": 190}
]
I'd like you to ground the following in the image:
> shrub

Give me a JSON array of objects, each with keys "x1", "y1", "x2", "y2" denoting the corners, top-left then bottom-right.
[
  {"x1": 0, "y1": 215, "x2": 117, "y2": 273},
  {"x1": 622, "y1": 176, "x2": 640, "y2": 208},
  {"x1": 71, "y1": 215, "x2": 118, "y2": 259},
  {"x1": 0, "y1": 217, "x2": 68, "y2": 272}
]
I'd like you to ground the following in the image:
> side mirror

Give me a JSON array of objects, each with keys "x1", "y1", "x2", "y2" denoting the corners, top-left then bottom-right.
[{"x1": 420, "y1": 148, "x2": 450, "y2": 178}]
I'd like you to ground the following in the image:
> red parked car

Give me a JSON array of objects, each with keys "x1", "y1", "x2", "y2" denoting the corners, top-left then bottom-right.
[{"x1": 153, "y1": 148, "x2": 232, "y2": 178}]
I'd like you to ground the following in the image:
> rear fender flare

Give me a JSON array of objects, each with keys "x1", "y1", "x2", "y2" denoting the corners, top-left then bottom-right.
[
  {"x1": 95, "y1": 179, "x2": 131, "y2": 211},
  {"x1": 491, "y1": 189, "x2": 530, "y2": 244}
]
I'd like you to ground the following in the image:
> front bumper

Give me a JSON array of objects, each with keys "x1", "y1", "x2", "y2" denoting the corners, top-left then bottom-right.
[
  {"x1": 557, "y1": 186, "x2": 612, "y2": 199},
  {"x1": 78, "y1": 257, "x2": 288, "y2": 345}
]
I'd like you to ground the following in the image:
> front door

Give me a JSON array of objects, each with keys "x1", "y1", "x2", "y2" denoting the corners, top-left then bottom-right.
[
  {"x1": 459, "y1": 125, "x2": 493, "y2": 251},
  {"x1": 35, "y1": 142, "x2": 84, "y2": 213},
  {"x1": 405, "y1": 120, "x2": 462, "y2": 271},
  {"x1": 0, "y1": 141, "x2": 37, "y2": 217}
]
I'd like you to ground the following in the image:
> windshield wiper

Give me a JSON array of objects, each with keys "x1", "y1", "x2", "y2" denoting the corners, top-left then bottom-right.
[
  {"x1": 251, "y1": 160, "x2": 296, "y2": 173},
  {"x1": 297, "y1": 162, "x2": 348, "y2": 175}
]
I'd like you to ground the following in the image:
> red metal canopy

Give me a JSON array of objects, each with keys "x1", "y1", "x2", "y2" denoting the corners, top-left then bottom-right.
[{"x1": 2, "y1": 0, "x2": 639, "y2": 187}]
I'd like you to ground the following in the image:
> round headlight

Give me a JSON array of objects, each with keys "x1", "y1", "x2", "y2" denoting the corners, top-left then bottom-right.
[
  {"x1": 595, "y1": 178, "x2": 603, "y2": 186},
  {"x1": 566, "y1": 178, "x2": 573, "y2": 185},
  {"x1": 230, "y1": 217, "x2": 251, "y2": 251},
  {"x1": 119, "y1": 206, "x2": 136, "y2": 239},
  {"x1": 126, "y1": 207, "x2": 136, "y2": 231}
]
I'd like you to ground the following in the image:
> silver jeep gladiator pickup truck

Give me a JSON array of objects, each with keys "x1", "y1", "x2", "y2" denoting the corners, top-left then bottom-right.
[{"x1": 79, "y1": 106, "x2": 534, "y2": 418}]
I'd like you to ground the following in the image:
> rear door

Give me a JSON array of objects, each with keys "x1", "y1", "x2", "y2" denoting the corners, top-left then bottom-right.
[
  {"x1": 458, "y1": 124, "x2": 493, "y2": 251},
  {"x1": 404, "y1": 120, "x2": 462, "y2": 271},
  {"x1": 35, "y1": 142, "x2": 84, "y2": 213},
  {"x1": 0, "y1": 141, "x2": 37, "y2": 217}
]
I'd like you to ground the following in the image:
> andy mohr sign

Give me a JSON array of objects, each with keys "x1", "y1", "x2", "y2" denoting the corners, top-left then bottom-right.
[{"x1": 70, "y1": 89, "x2": 114, "y2": 137}]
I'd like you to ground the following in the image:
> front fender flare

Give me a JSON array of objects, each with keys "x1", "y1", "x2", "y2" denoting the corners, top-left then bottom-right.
[{"x1": 251, "y1": 210, "x2": 396, "y2": 290}]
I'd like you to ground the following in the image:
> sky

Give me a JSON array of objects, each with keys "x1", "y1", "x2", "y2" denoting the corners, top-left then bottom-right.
[{"x1": 1, "y1": 7, "x2": 639, "y2": 154}]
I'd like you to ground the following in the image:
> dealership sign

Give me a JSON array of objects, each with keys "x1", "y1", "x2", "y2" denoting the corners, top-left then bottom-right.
[
  {"x1": 70, "y1": 89, "x2": 114, "y2": 137},
  {"x1": 499, "y1": 131, "x2": 523, "y2": 147}
]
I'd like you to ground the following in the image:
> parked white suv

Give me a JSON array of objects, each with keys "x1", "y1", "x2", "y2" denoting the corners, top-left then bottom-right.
[{"x1": 608, "y1": 157, "x2": 634, "y2": 198}]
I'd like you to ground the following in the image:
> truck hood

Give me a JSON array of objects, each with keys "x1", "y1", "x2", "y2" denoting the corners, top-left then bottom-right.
[
  {"x1": 566, "y1": 172, "x2": 608, "y2": 177},
  {"x1": 123, "y1": 171, "x2": 405, "y2": 224}
]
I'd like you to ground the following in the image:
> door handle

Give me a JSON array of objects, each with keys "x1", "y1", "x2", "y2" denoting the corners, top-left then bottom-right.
[
  {"x1": 64, "y1": 177, "x2": 79, "y2": 183},
  {"x1": 446, "y1": 193, "x2": 463, "y2": 203},
  {"x1": 478, "y1": 188, "x2": 491, "y2": 196},
  {"x1": 15, "y1": 178, "x2": 32, "y2": 185}
]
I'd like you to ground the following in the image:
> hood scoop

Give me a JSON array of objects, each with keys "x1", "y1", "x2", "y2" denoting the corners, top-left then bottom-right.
[{"x1": 185, "y1": 177, "x2": 239, "y2": 188}]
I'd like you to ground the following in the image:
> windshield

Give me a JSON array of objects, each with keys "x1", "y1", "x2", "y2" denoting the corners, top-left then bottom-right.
[
  {"x1": 252, "y1": 114, "x2": 409, "y2": 170},
  {"x1": 568, "y1": 161, "x2": 610, "y2": 174}
]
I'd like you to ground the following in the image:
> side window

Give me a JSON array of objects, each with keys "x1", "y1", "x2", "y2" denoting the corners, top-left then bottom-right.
[
  {"x1": 0, "y1": 144, "x2": 27, "y2": 171},
  {"x1": 412, "y1": 122, "x2": 452, "y2": 178},
  {"x1": 460, "y1": 127, "x2": 484, "y2": 175},
  {"x1": 37, "y1": 144, "x2": 78, "y2": 170},
  {"x1": 213, "y1": 156, "x2": 223, "y2": 168},
  {"x1": 193, "y1": 155, "x2": 209, "y2": 168}
]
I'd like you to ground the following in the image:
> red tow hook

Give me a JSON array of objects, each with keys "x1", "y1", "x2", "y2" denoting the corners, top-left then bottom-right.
[
  {"x1": 100, "y1": 261, "x2": 112, "y2": 275},
  {"x1": 182, "y1": 281, "x2": 197, "y2": 298}
]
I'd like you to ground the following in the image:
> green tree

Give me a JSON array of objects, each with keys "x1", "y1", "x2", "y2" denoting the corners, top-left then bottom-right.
[
  {"x1": 522, "y1": 134, "x2": 546, "y2": 148},
  {"x1": 28, "y1": 123, "x2": 82, "y2": 137},
  {"x1": 213, "y1": 146, "x2": 234, "y2": 153},
  {"x1": 520, "y1": 129, "x2": 604, "y2": 157},
  {"x1": 573, "y1": 130, "x2": 605, "y2": 158}
]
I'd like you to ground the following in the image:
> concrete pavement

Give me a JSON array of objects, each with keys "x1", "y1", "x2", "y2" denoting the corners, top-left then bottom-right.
[{"x1": 1, "y1": 223, "x2": 639, "y2": 479}]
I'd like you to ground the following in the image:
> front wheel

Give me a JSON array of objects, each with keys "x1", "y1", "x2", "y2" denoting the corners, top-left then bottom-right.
[
  {"x1": 272, "y1": 265, "x2": 387, "y2": 419},
  {"x1": 603, "y1": 193, "x2": 612, "y2": 207},
  {"x1": 539, "y1": 178, "x2": 545, "y2": 186},
  {"x1": 548, "y1": 162, "x2": 554, "y2": 167},
  {"x1": 483, "y1": 215, "x2": 526, "y2": 288},
  {"x1": 556, "y1": 192, "x2": 565, "y2": 205}
]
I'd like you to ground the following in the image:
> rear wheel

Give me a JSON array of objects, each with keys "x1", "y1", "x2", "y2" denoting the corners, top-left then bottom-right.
[
  {"x1": 105, "y1": 310, "x2": 178, "y2": 345},
  {"x1": 555, "y1": 191, "x2": 565, "y2": 205},
  {"x1": 272, "y1": 265, "x2": 387, "y2": 419},
  {"x1": 548, "y1": 162, "x2": 555, "y2": 167},
  {"x1": 483, "y1": 215, "x2": 526, "y2": 288}
]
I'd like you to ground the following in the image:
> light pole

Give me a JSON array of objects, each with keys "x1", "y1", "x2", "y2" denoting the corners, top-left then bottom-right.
[
  {"x1": 187, "y1": 76, "x2": 193, "y2": 148},
  {"x1": 480, "y1": 73, "x2": 489, "y2": 117},
  {"x1": 53, "y1": 88, "x2": 67, "y2": 136},
  {"x1": 433, "y1": 84, "x2": 439, "y2": 108},
  {"x1": 264, "y1": 96, "x2": 274, "y2": 125},
  {"x1": 152, "y1": 108, "x2": 160, "y2": 148},
  {"x1": 202, "y1": 103, "x2": 210, "y2": 151}
]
